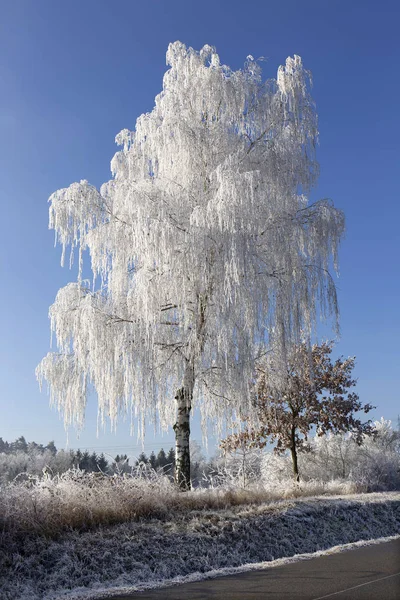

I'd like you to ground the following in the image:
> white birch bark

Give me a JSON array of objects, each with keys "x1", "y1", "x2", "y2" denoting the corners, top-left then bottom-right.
[{"x1": 173, "y1": 362, "x2": 195, "y2": 489}]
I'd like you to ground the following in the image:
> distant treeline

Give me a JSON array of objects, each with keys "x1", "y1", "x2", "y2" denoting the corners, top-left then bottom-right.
[
  {"x1": 134, "y1": 448, "x2": 175, "y2": 471},
  {"x1": 0, "y1": 436, "x2": 58, "y2": 456},
  {"x1": 0, "y1": 435, "x2": 179, "y2": 482}
]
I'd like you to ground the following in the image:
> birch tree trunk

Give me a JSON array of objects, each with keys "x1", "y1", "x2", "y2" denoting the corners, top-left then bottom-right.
[
  {"x1": 173, "y1": 293, "x2": 208, "y2": 490},
  {"x1": 173, "y1": 363, "x2": 195, "y2": 490}
]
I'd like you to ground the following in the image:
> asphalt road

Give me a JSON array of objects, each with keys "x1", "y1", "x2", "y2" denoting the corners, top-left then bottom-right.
[{"x1": 108, "y1": 538, "x2": 400, "y2": 600}]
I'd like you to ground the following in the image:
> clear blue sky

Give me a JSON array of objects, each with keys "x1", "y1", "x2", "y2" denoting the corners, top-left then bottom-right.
[{"x1": 0, "y1": 0, "x2": 398, "y2": 458}]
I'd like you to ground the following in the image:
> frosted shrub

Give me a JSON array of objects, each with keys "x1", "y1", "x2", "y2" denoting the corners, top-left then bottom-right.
[
  {"x1": 261, "y1": 452, "x2": 293, "y2": 485},
  {"x1": 305, "y1": 420, "x2": 400, "y2": 490},
  {"x1": 261, "y1": 420, "x2": 400, "y2": 492},
  {"x1": 205, "y1": 449, "x2": 263, "y2": 489},
  {"x1": 0, "y1": 452, "x2": 30, "y2": 483},
  {"x1": 303, "y1": 433, "x2": 356, "y2": 481},
  {"x1": 260, "y1": 452, "x2": 358, "y2": 496},
  {"x1": 349, "y1": 420, "x2": 400, "y2": 490},
  {"x1": 0, "y1": 449, "x2": 74, "y2": 484}
]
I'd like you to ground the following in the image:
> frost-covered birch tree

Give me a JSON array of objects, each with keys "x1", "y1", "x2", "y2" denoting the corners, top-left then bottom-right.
[{"x1": 37, "y1": 42, "x2": 344, "y2": 490}]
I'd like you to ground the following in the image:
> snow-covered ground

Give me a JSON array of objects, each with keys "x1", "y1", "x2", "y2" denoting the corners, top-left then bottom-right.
[{"x1": 1, "y1": 492, "x2": 399, "y2": 600}]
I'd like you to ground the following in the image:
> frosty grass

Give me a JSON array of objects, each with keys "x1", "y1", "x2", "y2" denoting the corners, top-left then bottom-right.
[{"x1": 1, "y1": 492, "x2": 399, "y2": 600}]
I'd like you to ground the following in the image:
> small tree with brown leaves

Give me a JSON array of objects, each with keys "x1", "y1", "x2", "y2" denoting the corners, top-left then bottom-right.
[{"x1": 221, "y1": 342, "x2": 374, "y2": 482}]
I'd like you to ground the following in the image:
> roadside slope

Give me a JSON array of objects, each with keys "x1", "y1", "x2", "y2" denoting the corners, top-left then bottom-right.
[
  {"x1": 1, "y1": 492, "x2": 399, "y2": 600},
  {"x1": 102, "y1": 538, "x2": 400, "y2": 600}
]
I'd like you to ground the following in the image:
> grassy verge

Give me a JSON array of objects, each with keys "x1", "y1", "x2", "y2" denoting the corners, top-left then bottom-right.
[
  {"x1": 0, "y1": 486, "x2": 399, "y2": 600},
  {"x1": 0, "y1": 468, "x2": 363, "y2": 540}
]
